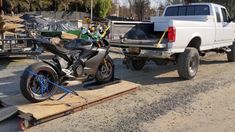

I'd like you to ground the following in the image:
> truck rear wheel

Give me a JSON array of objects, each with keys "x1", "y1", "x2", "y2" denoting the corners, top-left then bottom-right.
[
  {"x1": 227, "y1": 43, "x2": 235, "y2": 62},
  {"x1": 177, "y1": 47, "x2": 200, "y2": 80},
  {"x1": 127, "y1": 57, "x2": 146, "y2": 71}
]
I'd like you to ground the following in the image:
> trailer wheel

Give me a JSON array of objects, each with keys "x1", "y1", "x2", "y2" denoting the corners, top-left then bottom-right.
[
  {"x1": 19, "y1": 119, "x2": 32, "y2": 131},
  {"x1": 177, "y1": 47, "x2": 200, "y2": 80},
  {"x1": 227, "y1": 42, "x2": 235, "y2": 62},
  {"x1": 127, "y1": 57, "x2": 146, "y2": 71}
]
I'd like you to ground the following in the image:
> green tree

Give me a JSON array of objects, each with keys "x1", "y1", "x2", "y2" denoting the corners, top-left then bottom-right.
[
  {"x1": 133, "y1": 0, "x2": 151, "y2": 21},
  {"x1": 55, "y1": 0, "x2": 74, "y2": 11},
  {"x1": 119, "y1": 5, "x2": 132, "y2": 17},
  {"x1": 7, "y1": 0, "x2": 18, "y2": 14},
  {"x1": 108, "y1": 2, "x2": 117, "y2": 15},
  {"x1": 94, "y1": 0, "x2": 112, "y2": 18},
  {"x1": 25, "y1": 0, "x2": 52, "y2": 11},
  {"x1": 71, "y1": 0, "x2": 98, "y2": 12},
  {"x1": 7, "y1": 0, "x2": 52, "y2": 13},
  {"x1": 7, "y1": 0, "x2": 28, "y2": 14}
]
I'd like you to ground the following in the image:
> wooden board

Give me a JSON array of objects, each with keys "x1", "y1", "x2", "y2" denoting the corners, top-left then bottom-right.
[{"x1": 1, "y1": 80, "x2": 139, "y2": 121}]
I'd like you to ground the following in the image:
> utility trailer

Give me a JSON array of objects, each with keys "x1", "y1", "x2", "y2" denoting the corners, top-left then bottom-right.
[{"x1": 0, "y1": 36, "x2": 41, "y2": 57}]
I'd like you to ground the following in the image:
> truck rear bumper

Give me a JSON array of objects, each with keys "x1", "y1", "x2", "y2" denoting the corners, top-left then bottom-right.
[
  {"x1": 125, "y1": 49, "x2": 172, "y2": 59},
  {"x1": 110, "y1": 41, "x2": 171, "y2": 59},
  {"x1": 110, "y1": 41, "x2": 167, "y2": 49}
]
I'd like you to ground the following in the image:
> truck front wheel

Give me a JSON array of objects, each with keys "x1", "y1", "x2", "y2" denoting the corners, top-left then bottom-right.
[
  {"x1": 127, "y1": 57, "x2": 146, "y2": 71},
  {"x1": 177, "y1": 47, "x2": 200, "y2": 80},
  {"x1": 227, "y1": 43, "x2": 235, "y2": 62}
]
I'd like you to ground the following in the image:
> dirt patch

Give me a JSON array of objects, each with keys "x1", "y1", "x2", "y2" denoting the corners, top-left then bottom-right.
[{"x1": 0, "y1": 102, "x2": 3, "y2": 108}]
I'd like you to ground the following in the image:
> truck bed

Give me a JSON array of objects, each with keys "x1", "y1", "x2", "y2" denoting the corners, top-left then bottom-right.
[{"x1": 109, "y1": 21, "x2": 167, "y2": 49}]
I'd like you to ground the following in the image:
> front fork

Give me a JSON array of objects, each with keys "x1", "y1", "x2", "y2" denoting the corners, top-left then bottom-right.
[
  {"x1": 102, "y1": 55, "x2": 115, "y2": 81},
  {"x1": 102, "y1": 44, "x2": 111, "y2": 70},
  {"x1": 103, "y1": 58, "x2": 110, "y2": 70}
]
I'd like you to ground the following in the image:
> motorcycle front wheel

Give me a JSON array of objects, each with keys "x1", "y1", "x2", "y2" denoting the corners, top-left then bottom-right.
[
  {"x1": 95, "y1": 56, "x2": 114, "y2": 84},
  {"x1": 20, "y1": 62, "x2": 59, "y2": 103}
]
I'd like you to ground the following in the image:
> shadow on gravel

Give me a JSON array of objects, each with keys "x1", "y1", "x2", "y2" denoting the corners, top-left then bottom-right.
[
  {"x1": 0, "y1": 70, "x2": 23, "y2": 98},
  {"x1": 114, "y1": 57, "x2": 231, "y2": 86},
  {"x1": 113, "y1": 58, "x2": 184, "y2": 85},
  {"x1": 1, "y1": 56, "x2": 229, "y2": 98},
  {"x1": 200, "y1": 60, "x2": 228, "y2": 65},
  {"x1": 0, "y1": 54, "x2": 54, "y2": 70},
  {"x1": 0, "y1": 57, "x2": 28, "y2": 70},
  {"x1": 0, "y1": 115, "x2": 20, "y2": 131}
]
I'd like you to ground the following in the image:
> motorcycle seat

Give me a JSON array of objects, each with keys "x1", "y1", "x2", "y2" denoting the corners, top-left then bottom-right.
[
  {"x1": 64, "y1": 39, "x2": 93, "y2": 50},
  {"x1": 41, "y1": 42, "x2": 72, "y2": 62}
]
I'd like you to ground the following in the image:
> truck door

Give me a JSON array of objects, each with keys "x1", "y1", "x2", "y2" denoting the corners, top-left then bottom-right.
[
  {"x1": 220, "y1": 8, "x2": 235, "y2": 43},
  {"x1": 214, "y1": 7, "x2": 223, "y2": 43}
]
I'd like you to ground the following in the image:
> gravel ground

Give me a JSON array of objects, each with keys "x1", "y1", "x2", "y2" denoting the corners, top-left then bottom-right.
[{"x1": 0, "y1": 52, "x2": 235, "y2": 132}]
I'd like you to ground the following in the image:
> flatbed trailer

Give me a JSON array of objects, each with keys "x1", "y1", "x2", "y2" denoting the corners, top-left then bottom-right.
[{"x1": 0, "y1": 37, "x2": 41, "y2": 56}]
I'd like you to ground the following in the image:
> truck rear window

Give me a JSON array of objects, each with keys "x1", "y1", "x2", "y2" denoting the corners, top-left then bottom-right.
[{"x1": 165, "y1": 5, "x2": 210, "y2": 16}]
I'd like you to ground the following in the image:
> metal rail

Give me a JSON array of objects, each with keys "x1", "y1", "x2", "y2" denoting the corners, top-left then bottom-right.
[{"x1": 0, "y1": 37, "x2": 41, "y2": 56}]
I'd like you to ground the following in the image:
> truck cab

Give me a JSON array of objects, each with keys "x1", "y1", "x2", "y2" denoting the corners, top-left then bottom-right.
[{"x1": 151, "y1": 3, "x2": 235, "y2": 52}]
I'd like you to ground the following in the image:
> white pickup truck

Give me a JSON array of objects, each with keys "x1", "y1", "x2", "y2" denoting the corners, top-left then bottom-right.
[{"x1": 110, "y1": 3, "x2": 235, "y2": 79}]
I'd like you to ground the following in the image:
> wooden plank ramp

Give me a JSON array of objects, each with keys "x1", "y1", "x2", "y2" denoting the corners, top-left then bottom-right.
[{"x1": 0, "y1": 80, "x2": 139, "y2": 130}]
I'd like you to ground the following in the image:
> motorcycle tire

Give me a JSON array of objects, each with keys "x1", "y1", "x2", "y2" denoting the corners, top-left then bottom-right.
[
  {"x1": 95, "y1": 56, "x2": 114, "y2": 84},
  {"x1": 20, "y1": 62, "x2": 59, "y2": 103}
]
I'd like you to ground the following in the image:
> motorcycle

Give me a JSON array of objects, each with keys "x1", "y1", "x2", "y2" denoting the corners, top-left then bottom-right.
[{"x1": 20, "y1": 26, "x2": 114, "y2": 103}]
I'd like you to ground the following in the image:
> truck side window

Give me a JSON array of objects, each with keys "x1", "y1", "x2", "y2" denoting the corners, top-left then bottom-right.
[
  {"x1": 221, "y1": 8, "x2": 229, "y2": 22},
  {"x1": 215, "y1": 7, "x2": 221, "y2": 22},
  {"x1": 178, "y1": 6, "x2": 187, "y2": 16},
  {"x1": 165, "y1": 5, "x2": 210, "y2": 16},
  {"x1": 195, "y1": 6, "x2": 210, "y2": 15},
  {"x1": 187, "y1": 6, "x2": 195, "y2": 16},
  {"x1": 165, "y1": 7, "x2": 178, "y2": 16}
]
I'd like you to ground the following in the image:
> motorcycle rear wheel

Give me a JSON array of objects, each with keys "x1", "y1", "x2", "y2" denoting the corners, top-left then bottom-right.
[
  {"x1": 20, "y1": 62, "x2": 59, "y2": 103},
  {"x1": 95, "y1": 56, "x2": 114, "y2": 84}
]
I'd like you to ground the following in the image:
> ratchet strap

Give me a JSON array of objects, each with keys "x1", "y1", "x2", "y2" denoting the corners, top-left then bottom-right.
[
  {"x1": 156, "y1": 30, "x2": 167, "y2": 48},
  {"x1": 27, "y1": 70, "x2": 79, "y2": 100},
  {"x1": 102, "y1": 26, "x2": 111, "y2": 38}
]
